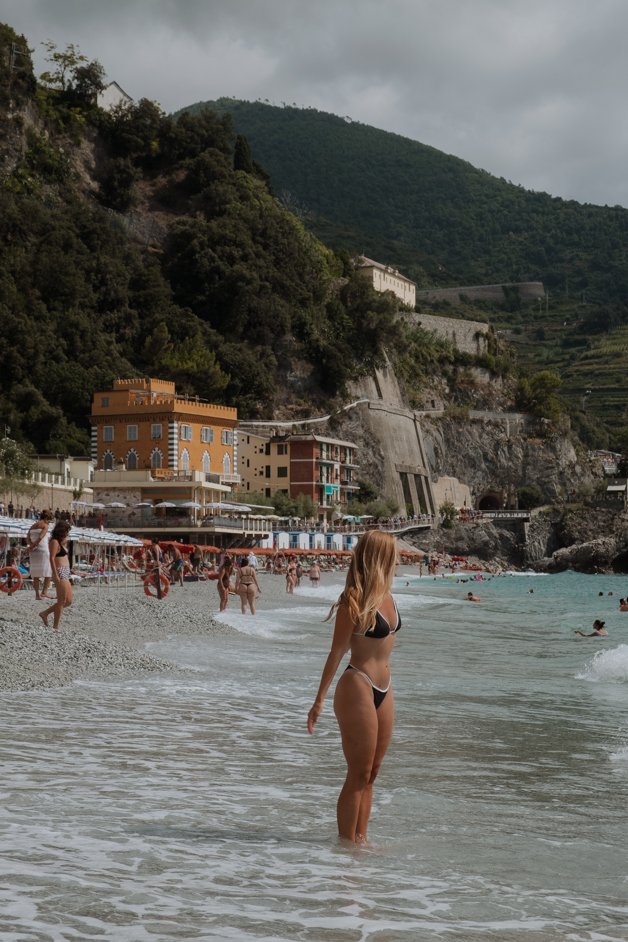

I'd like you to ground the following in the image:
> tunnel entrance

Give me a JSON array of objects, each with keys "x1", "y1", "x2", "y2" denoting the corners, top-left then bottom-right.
[
  {"x1": 478, "y1": 493, "x2": 502, "y2": 511},
  {"x1": 611, "y1": 550, "x2": 628, "y2": 573}
]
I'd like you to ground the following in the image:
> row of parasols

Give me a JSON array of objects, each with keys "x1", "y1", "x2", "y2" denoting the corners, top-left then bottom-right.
[{"x1": 73, "y1": 500, "x2": 254, "y2": 512}]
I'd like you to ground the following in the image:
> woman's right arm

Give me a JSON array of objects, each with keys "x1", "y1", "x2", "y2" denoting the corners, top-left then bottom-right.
[{"x1": 307, "y1": 604, "x2": 354, "y2": 734}]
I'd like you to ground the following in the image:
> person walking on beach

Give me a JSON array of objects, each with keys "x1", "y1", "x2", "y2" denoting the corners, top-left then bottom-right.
[
  {"x1": 236, "y1": 556, "x2": 261, "y2": 614},
  {"x1": 307, "y1": 530, "x2": 400, "y2": 844},
  {"x1": 217, "y1": 555, "x2": 234, "y2": 611},
  {"x1": 309, "y1": 561, "x2": 321, "y2": 586},
  {"x1": 169, "y1": 545, "x2": 185, "y2": 587},
  {"x1": 26, "y1": 509, "x2": 53, "y2": 600},
  {"x1": 39, "y1": 520, "x2": 73, "y2": 631}
]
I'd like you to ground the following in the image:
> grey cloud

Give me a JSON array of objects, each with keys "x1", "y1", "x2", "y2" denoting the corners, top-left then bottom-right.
[{"x1": 5, "y1": 0, "x2": 628, "y2": 205}]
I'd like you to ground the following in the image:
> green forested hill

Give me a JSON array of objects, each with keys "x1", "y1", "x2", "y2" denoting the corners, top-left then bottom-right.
[
  {"x1": 0, "y1": 24, "x2": 465, "y2": 456},
  {"x1": 183, "y1": 99, "x2": 628, "y2": 302},
  {"x1": 178, "y1": 98, "x2": 628, "y2": 447}
]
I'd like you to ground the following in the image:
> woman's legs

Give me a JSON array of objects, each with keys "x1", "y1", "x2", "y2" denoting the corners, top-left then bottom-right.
[
  {"x1": 333, "y1": 671, "x2": 381, "y2": 842},
  {"x1": 40, "y1": 579, "x2": 72, "y2": 630},
  {"x1": 34, "y1": 576, "x2": 52, "y2": 599},
  {"x1": 356, "y1": 691, "x2": 394, "y2": 840},
  {"x1": 247, "y1": 585, "x2": 256, "y2": 615},
  {"x1": 218, "y1": 584, "x2": 228, "y2": 610},
  {"x1": 239, "y1": 589, "x2": 247, "y2": 614}
]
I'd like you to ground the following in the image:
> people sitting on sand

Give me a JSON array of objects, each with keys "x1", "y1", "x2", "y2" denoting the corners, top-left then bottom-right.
[
  {"x1": 574, "y1": 619, "x2": 608, "y2": 637},
  {"x1": 465, "y1": 591, "x2": 481, "y2": 602},
  {"x1": 619, "y1": 598, "x2": 628, "y2": 612}
]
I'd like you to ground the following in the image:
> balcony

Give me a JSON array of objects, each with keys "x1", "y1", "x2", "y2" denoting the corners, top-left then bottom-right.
[{"x1": 219, "y1": 473, "x2": 241, "y2": 485}]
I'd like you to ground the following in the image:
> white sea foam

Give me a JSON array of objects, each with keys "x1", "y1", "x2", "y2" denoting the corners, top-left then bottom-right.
[
  {"x1": 610, "y1": 745, "x2": 628, "y2": 763},
  {"x1": 3, "y1": 571, "x2": 628, "y2": 940},
  {"x1": 576, "y1": 644, "x2": 628, "y2": 683}
]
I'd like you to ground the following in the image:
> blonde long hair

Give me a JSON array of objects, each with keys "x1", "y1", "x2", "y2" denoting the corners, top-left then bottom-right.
[{"x1": 326, "y1": 530, "x2": 398, "y2": 632}]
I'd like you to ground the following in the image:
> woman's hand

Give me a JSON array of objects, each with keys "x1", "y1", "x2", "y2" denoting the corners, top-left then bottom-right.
[{"x1": 307, "y1": 702, "x2": 322, "y2": 734}]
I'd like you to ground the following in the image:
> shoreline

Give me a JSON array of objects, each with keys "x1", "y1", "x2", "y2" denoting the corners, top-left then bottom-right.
[
  {"x1": 0, "y1": 570, "x2": 338, "y2": 693},
  {"x1": 0, "y1": 560, "x2": 513, "y2": 693}
]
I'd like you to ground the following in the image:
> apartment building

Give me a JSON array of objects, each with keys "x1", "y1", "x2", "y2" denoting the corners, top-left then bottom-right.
[
  {"x1": 289, "y1": 434, "x2": 359, "y2": 515},
  {"x1": 90, "y1": 378, "x2": 238, "y2": 485},
  {"x1": 237, "y1": 430, "x2": 291, "y2": 497},
  {"x1": 237, "y1": 429, "x2": 359, "y2": 518}
]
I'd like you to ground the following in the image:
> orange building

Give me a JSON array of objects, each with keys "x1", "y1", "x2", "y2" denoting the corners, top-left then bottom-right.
[{"x1": 90, "y1": 378, "x2": 238, "y2": 482}]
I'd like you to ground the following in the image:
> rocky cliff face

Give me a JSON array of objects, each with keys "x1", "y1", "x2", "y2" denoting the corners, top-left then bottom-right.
[
  {"x1": 421, "y1": 414, "x2": 598, "y2": 505},
  {"x1": 404, "y1": 506, "x2": 628, "y2": 574},
  {"x1": 527, "y1": 507, "x2": 628, "y2": 573}
]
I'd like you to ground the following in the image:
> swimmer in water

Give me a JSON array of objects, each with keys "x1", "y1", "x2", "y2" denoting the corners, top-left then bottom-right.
[
  {"x1": 619, "y1": 598, "x2": 628, "y2": 612},
  {"x1": 574, "y1": 619, "x2": 608, "y2": 637},
  {"x1": 465, "y1": 591, "x2": 480, "y2": 602}
]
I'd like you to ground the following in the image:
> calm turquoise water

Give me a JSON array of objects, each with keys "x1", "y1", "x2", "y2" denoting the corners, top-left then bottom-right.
[{"x1": 1, "y1": 570, "x2": 628, "y2": 941}]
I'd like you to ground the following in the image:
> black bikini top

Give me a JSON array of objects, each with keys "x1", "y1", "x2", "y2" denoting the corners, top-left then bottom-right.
[
  {"x1": 55, "y1": 546, "x2": 68, "y2": 558},
  {"x1": 356, "y1": 600, "x2": 401, "y2": 638}
]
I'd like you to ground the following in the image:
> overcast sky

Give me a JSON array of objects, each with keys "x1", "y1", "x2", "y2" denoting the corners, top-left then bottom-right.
[{"x1": 6, "y1": 0, "x2": 628, "y2": 207}]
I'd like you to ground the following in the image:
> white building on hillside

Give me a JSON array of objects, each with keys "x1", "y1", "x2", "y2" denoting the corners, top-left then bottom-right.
[
  {"x1": 97, "y1": 81, "x2": 133, "y2": 112},
  {"x1": 355, "y1": 255, "x2": 416, "y2": 308}
]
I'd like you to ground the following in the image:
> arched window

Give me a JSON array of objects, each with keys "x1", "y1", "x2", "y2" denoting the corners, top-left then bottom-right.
[
  {"x1": 223, "y1": 453, "x2": 231, "y2": 475},
  {"x1": 202, "y1": 451, "x2": 211, "y2": 474},
  {"x1": 181, "y1": 448, "x2": 190, "y2": 472},
  {"x1": 151, "y1": 449, "x2": 163, "y2": 470},
  {"x1": 126, "y1": 449, "x2": 138, "y2": 470},
  {"x1": 103, "y1": 451, "x2": 115, "y2": 471}
]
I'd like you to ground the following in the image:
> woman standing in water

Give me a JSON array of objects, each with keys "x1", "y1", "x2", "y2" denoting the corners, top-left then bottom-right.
[
  {"x1": 307, "y1": 530, "x2": 400, "y2": 844},
  {"x1": 39, "y1": 520, "x2": 73, "y2": 631},
  {"x1": 235, "y1": 556, "x2": 261, "y2": 614}
]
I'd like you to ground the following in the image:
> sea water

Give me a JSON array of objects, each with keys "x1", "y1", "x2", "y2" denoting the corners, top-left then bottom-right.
[{"x1": 1, "y1": 570, "x2": 628, "y2": 941}]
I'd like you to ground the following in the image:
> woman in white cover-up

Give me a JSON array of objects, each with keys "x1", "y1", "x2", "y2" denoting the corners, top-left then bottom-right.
[{"x1": 26, "y1": 510, "x2": 53, "y2": 600}]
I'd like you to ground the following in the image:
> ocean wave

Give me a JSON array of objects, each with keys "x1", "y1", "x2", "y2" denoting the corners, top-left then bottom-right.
[{"x1": 576, "y1": 644, "x2": 628, "y2": 683}]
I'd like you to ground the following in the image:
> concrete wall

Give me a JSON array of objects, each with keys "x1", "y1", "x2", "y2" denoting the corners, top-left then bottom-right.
[
  {"x1": 411, "y1": 312, "x2": 489, "y2": 355},
  {"x1": 431, "y1": 476, "x2": 472, "y2": 510},
  {"x1": 344, "y1": 365, "x2": 437, "y2": 517},
  {"x1": 416, "y1": 281, "x2": 545, "y2": 304}
]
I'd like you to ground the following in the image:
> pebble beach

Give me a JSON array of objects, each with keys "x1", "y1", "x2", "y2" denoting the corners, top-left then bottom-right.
[{"x1": 0, "y1": 576, "x2": 260, "y2": 692}]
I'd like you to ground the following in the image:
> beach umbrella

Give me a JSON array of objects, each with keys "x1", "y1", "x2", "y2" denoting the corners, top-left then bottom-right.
[
  {"x1": 154, "y1": 501, "x2": 176, "y2": 508},
  {"x1": 106, "y1": 502, "x2": 127, "y2": 508},
  {"x1": 179, "y1": 501, "x2": 202, "y2": 509},
  {"x1": 90, "y1": 503, "x2": 106, "y2": 510},
  {"x1": 134, "y1": 501, "x2": 152, "y2": 507}
]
